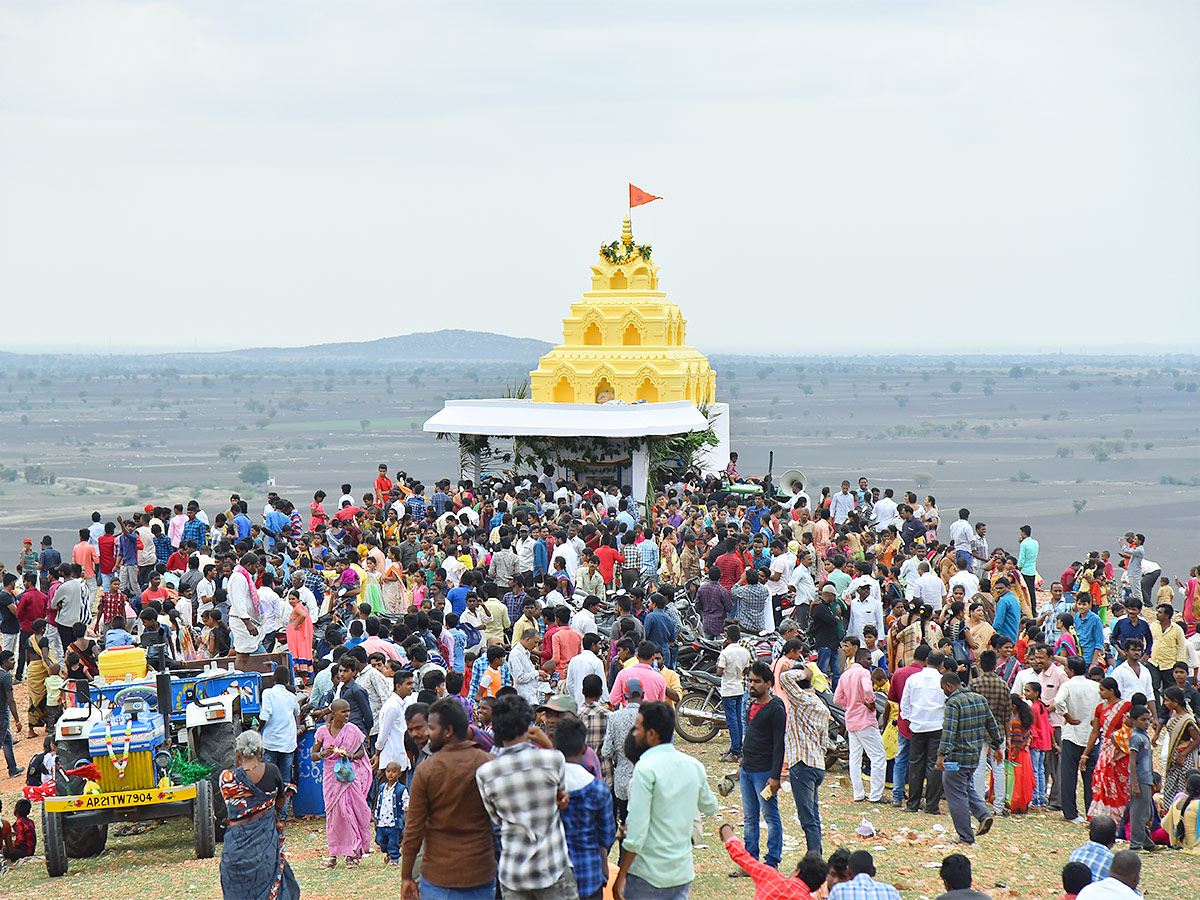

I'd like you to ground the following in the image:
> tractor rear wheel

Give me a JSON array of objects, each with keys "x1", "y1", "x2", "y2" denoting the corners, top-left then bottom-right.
[
  {"x1": 195, "y1": 721, "x2": 238, "y2": 842},
  {"x1": 64, "y1": 823, "x2": 108, "y2": 858}
]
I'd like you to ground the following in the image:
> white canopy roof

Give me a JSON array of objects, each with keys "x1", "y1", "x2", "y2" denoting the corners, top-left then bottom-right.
[{"x1": 423, "y1": 398, "x2": 709, "y2": 438}]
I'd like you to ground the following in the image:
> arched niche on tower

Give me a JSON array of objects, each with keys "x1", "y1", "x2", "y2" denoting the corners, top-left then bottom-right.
[{"x1": 552, "y1": 375, "x2": 575, "y2": 403}]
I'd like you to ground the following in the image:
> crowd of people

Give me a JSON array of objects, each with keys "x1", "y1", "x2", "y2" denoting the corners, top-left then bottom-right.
[{"x1": 1, "y1": 459, "x2": 1198, "y2": 898}]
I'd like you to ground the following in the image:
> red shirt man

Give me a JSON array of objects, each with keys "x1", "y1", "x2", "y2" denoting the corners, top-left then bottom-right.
[
  {"x1": 166, "y1": 549, "x2": 188, "y2": 573},
  {"x1": 98, "y1": 532, "x2": 117, "y2": 576},
  {"x1": 16, "y1": 579, "x2": 48, "y2": 632},
  {"x1": 374, "y1": 467, "x2": 393, "y2": 502},
  {"x1": 715, "y1": 548, "x2": 744, "y2": 591}
]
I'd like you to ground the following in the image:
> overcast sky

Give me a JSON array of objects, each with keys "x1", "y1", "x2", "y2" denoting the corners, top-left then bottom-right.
[{"x1": 2, "y1": 1, "x2": 1197, "y2": 355}]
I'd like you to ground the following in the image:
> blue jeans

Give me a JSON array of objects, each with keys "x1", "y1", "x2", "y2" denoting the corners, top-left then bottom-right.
[
  {"x1": 418, "y1": 878, "x2": 496, "y2": 900},
  {"x1": 722, "y1": 695, "x2": 745, "y2": 756},
  {"x1": 375, "y1": 824, "x2": 401, "y2": 860},
  {"x1": 1030, "y1": 748, "x2": 1046, "y2": 806},
  {"x1": 788, "y1": 762, "x2": 824, "y2": 856},
  {"x1": 892, "y1": 734, "x2": 910, "y2": 803},
  {"x1": 624, "y1": 874, "x2": 690, "y2": 900},
  {"x1": 816, "y1": 646, "x2": 841, "y2": 690},
  {"x1": 263, "y1": 749, "x2": 294, "y2": 815},
  {"x1": 739, "y1": 768, "x2": 782, "y2": 869},
  {"x1": 0, "y1": 712, "x2": 16, "y2": 776}
]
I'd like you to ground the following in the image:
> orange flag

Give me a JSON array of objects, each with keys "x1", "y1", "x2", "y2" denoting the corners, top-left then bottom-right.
[{"x1": 629, "y1": 184, "x2": 662, "y2": 208}]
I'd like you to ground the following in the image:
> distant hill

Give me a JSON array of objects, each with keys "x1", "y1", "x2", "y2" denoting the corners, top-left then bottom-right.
[
  {"x1": 0, "y1": 330, "x2": 554, "y2": 372},
  {"x1": 222, "y1": 330, "x2": 553, "y2": 363}
]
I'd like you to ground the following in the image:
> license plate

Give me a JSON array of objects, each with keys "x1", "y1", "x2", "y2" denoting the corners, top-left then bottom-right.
[{"x1": 45, "y1": 784, "x2": 196, "y2": 812}]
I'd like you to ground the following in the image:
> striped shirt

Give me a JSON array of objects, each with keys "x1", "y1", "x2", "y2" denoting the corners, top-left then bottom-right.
[{"x1": 777, "y1": 668, "x2": 831, "y2": 770}]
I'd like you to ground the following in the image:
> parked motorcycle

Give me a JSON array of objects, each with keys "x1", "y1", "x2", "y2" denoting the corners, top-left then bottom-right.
[{"x1": 674, "y1": 668, "x2": 726, "y2": 743}]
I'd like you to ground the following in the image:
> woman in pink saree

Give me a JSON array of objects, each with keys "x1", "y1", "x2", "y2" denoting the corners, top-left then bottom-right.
[{"x1": 312, "y1": 699, "x2": 371, "y2": 867}]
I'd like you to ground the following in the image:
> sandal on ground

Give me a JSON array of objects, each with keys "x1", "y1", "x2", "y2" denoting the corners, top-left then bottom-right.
[{"x1": 320, "y1": 858, "x2": 338, "y2": 869}]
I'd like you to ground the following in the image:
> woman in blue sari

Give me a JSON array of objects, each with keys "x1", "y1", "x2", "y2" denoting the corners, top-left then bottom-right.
[{"x1": 219, "y1": 731, "x2": 300, "y2": 900}]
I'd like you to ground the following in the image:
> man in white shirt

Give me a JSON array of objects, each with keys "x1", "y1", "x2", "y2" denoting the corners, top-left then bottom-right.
[
  {"x1": 570, "y1": 596, "x2": 600, "y2": 637},
  {"x1": 830, "y1": 481, "x2": 856, "y2": 525},
  {"x1": 781, "y1": 484, "x2": 811, "y2": 513},
  {"x1": 900, "y1": 650, "x2": 948, "y2": 813},
  {"x1": 788, "y1": 550, "x2": 817, "y2": 631},
  {"x1": 843, "y1": 563, "x2": 882, "y2": 604},
  {"x1": 1054, "y1": 656, "x2": 1102, "y2": 823},
  {"x1": 913, "y1": 562, "x2": 947, "y2": 608},
  {"x1": 550, "y1": 537, "x2": 580, "y2": 581},
  {"x1": 258, "y1": 667, "x2": 301, "y2": 811},
  {"x1": 948, "y1": 558, "x2": 980, "y2": 600},
  {"x1": 948, "y1": 509, "x2": 974, "y2": 568},
  {"x1": 565, "y1": 633, "x2": 608, "y2": 707},
  {"x1": 765, "y1": 540, "x2": 793, "y2": 626},
  {"x1": 515, "y1": 527, "x2": 536, "y2": 574},
  {"x1": 373, "y1": 670, "x2": 416, "y2": 774},
  {"x1": 442, "y1": 554, "x2": 466, "y2": 589},
  {"x1": 1075, "y1": 850, "x2": 1142, "y2": 900},
  {"x1": 256, "y1": 575, "x2": 287, "y2": 649},
  {"x1": 871, "y1": 489, "x2": 899, "y2": 533},
  {"x1": 898, "y1": 555, "x2": 921, "y2": 599},
  {"x1": 970, "y1": 523, "x2": 990, "y2": 574},
  {"x1": 460, "y1": 592, "x2": 493, "y2": 634},
  {"x1": 228, "y1": 553, "x2": 263, "y2": 669},
  {"x1": 1111, "y1": 638, "x2": 1156, "y2": 720},
  {"x1": 509, "y1": 627, "x2": 541, "y2": 706},
  {"x1": 846, "y1": 582, "x2": 885, "y2": 642}
]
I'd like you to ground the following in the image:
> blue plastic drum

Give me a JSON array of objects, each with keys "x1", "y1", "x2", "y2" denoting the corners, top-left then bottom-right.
[{"x1": 292, "y1": 729, "x2": 325, "y2": 816}]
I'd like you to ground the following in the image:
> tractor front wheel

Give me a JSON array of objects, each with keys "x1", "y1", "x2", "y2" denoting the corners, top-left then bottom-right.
[
  {"x1": 43, "y1": 808, "x2": 68, "y2": 877},
  {"x1": 193, "y1": 778, "x2": 216, "y2": 859}
]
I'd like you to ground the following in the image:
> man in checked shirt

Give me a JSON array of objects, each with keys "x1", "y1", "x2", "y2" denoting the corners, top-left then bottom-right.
[{"x1": 476, "y1": 694, "x2": 578, "y2": 900}]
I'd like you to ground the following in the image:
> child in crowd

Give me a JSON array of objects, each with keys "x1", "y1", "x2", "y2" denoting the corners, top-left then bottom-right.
[
  {"x1": 44, "y1": 663, "x2": 64, "y2": 730},
  {"x1": 1024, "y1": 681, "x2": 1053, "y2": 810},
  {"x1": 873, "y1": 666, "x2": 898, "y2": 793},
  {"x1": 104, "y1": 615, "x2": 133, "y2": 650},
  {"x1": 373, "y1": 760, "x2": 406, "y2": 866},
  {"x1": 1, "y1": 799, "x2": 35, "y2": 862},
  {"x1": 1156, "y1": 576, "x2": 1175, "y2": 606},
  {"x1": 1008, "y1": 695, "x2": 1035, "y2": 813},
  {"x1": 863, "y1": 625, "x2": 885, "y2": 671},
  {"x1": 1126, "y1": 704, "x2": 1156, "y2": 852}
]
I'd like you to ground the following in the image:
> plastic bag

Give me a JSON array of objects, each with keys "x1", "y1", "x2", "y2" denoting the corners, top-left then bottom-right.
[{"x1": 334, "y1": 758, "x2": 356, "y2": 783}]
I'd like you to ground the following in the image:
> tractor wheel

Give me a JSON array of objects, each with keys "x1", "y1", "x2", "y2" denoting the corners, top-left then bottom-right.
[
  {"x1": 193, "y1": 778, "x2": 216, "y2": 859},
  {"x1": 64, "y1": 823, "x2": 108, "y2": 858},
  {"x1": 43, "y1": 808, "x2": 68, "y2": 877},
  {"x1": 195, "y1": 721, "x2": 237, "y2": 842}
]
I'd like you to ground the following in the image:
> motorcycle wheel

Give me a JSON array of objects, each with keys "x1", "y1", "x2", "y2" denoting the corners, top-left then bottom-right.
[{"x1": 674, "y1": 690, "x2": 722, "y2": 743}]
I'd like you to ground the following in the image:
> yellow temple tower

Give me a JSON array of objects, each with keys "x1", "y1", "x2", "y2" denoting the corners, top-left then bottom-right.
[{"x1": 529, "y1": 217, "x2": 717, "y2": 405}]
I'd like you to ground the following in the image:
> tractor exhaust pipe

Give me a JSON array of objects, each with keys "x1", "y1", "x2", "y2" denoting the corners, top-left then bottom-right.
[{"x1": 156, "y1": 671, "x2": 173, "y2": 727}]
